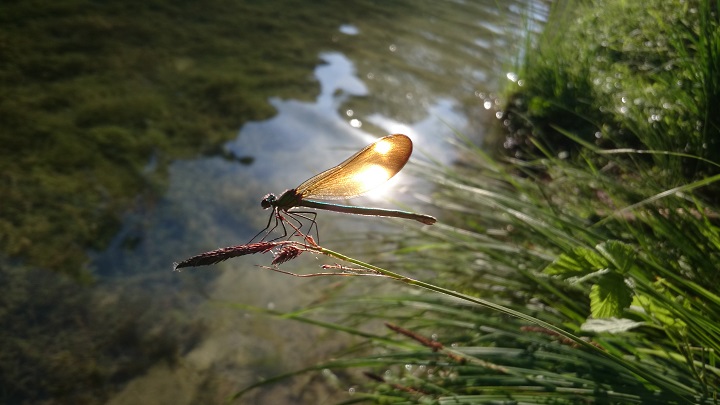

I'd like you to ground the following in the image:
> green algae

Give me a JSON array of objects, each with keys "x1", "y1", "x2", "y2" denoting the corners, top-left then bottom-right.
[{"x1": 0, "y1": 0, "x2": 415, "y2": 278}]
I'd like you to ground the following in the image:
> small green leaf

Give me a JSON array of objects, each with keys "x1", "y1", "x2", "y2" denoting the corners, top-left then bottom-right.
[
  {"x1": 596, "y1": 240, "x2": 636, "y2": 275},
  {"x1": 544, "y1": 246, "x2": 607, "y2": 276},
  {"x1": 589, "y1": 273, "x2": 633, "y2": 318}
]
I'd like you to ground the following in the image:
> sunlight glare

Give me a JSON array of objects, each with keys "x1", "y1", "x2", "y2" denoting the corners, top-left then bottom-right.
[
  {"x1": 353, "y1": 164, "x2": 391, "y2": 191},
  {"x1": 362, "y1": 174, "x2": 401, "y2": 200},
  {"x1": 373, "y1": 139, "x2": 393, "y2": 155}
]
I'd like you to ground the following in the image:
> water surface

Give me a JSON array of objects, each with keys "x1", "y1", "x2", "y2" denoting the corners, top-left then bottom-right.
[{"x1": 0, "y1": 1, "x2": 548, "y2": 403}]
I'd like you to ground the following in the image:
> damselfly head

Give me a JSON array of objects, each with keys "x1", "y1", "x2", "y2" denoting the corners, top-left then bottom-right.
[{"x1": 261, "y1": 194, "x2": 276, "y2": 209}]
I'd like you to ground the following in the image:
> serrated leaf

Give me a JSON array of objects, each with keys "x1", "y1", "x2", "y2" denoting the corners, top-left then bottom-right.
[
  {"x1": 589, "y1": 273, "x2": 633, "y2": 318},
  {"x1": 580, "y1": 246, "x2": 611, "y2": 269},
  {"x1": 581, "y1": 317, "x2": 645, "y2": 333},
  {"x1": 544, "y1": 246, "x2": 607, "y2": 276},
  {"x1": 596, "y1": 240, "x2": 636, "y2": 275}
]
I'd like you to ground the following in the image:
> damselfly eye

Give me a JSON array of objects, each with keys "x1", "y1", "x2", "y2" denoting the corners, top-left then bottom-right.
[{"x1": 261, "y1": 194, "x2": 275, "y2": 209}]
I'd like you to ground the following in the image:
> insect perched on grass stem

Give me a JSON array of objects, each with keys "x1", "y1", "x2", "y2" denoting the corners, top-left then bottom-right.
[{"x1": 252, "y1": 134, "x2": 436, "y2": 242}]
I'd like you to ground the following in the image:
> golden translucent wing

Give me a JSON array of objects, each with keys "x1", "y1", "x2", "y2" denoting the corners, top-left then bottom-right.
[{"x1": 296, "y1": 134, "x2": 413, "y2": 200}]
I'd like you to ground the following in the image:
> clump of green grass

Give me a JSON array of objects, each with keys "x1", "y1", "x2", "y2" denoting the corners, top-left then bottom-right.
[
  {"x1": 504, "y1": 0, "x2": 720, "y2": 187},
  {"x1": 231, "y1": 1, "x2": 720, "y2": 403}
]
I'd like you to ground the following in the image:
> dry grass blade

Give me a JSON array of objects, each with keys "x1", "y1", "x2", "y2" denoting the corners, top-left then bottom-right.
[
  {"x1": 173, "y1": 242, "x2": 275, "y2": 270},
  {"x1": 271, "y1": 245, "x2": 303, "y2": 265}
]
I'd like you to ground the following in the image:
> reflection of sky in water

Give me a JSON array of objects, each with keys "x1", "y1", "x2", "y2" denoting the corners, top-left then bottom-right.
[
  {"x1": 338, "y1": 24, "x2": 359, "y2": 35},
  {"x1": 91, "y1": 51, "x2": 466, "y2": 278},
  {"x1": 224, "y1": 52, "x2": 371, "y2": 194},
  {"x1": 225, "y1": 52, "x2": 464, "y2": 227}
]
